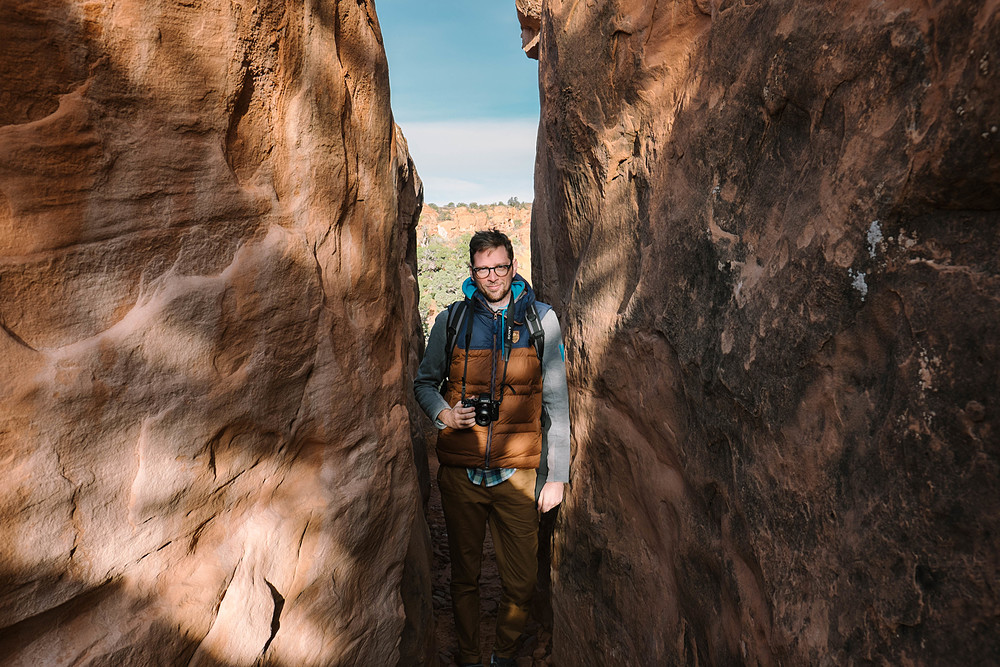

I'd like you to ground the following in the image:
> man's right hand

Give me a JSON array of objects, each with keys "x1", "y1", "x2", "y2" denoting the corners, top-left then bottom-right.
[{"x1": 438, "y1": 400, "x2": 476, "y2": 430}]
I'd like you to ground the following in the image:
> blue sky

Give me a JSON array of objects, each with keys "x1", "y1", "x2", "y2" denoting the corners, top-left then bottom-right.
[{"x1": 375, "y1": 0, "x2": 540, "y2": 204}]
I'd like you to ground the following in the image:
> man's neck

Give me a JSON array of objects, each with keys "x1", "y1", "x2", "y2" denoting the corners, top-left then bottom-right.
[{"x1": 486, "y1": 295, "x2": 511, "y2": 311}]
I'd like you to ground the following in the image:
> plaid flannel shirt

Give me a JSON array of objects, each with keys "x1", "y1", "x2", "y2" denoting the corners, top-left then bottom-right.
[{"x1": 466, "y1": 467, "x2": 516, "y2": 487}]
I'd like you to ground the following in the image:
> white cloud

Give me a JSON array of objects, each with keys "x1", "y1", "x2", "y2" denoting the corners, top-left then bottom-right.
[{"x1": 398, "y1": 118, "x2": 538, "y2": 205}]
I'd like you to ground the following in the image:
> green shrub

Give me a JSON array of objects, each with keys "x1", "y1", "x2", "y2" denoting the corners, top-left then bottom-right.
[{"x1": 417, "y1": 233, "x2": 473, "y2": 336}]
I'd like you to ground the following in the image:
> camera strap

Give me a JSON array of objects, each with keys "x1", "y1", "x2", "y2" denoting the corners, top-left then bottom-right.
[
  {"x1": 459, "y1": 303, "x2": 515, "y2": 406},
  {"x1": 496, "y1": 317, "x2": 514, "y2": 404}
]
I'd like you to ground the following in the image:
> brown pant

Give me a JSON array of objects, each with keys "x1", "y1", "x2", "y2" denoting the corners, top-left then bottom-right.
[{"x1": 438, "y1": 465, "x2": 539, "y2": 663}]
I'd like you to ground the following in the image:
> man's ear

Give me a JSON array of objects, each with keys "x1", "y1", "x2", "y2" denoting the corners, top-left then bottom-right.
[{"x1": 512, "y1": 258, "x2": 518, "y2": 275}]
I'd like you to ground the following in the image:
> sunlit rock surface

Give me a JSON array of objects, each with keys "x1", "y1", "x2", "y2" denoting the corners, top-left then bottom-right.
[
  {"x1": 0, "y1": 1, "x2": 432, "y2": 665},
  {"x1": 530, "y1": 0, "x2": 999, "y2": 664},
  {"x1": 515, "y1": 0, "x2": 542, "y2": 59}
]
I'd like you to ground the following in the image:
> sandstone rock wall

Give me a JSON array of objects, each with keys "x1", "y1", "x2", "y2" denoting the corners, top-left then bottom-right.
[
  {"x1": 528, "y1": 0, "x2": 999, "y2": 664},
  {"x1": 0, "y1": 1, "x2": 431, "y2": 665}
]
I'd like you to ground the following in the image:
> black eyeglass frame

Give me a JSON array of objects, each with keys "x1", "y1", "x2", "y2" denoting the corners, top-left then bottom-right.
[{"x1": 470, "y1": 263, "x2": 512, "y2": 279}]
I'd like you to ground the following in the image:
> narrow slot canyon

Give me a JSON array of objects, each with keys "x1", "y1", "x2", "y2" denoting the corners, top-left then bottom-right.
[{"x1": 0, "y1": 1, "x2": 997, "y2": 666}]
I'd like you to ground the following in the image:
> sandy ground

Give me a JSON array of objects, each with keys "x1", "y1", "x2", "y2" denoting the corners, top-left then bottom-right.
[{"x1": 425, "y1": 452, "x2": 555, "y2": 666}]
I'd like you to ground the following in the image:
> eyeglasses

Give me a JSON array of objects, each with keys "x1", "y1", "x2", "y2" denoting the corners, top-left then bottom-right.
[{"x1": 471, "y1": 263, "x2": 512, "y2": 279}]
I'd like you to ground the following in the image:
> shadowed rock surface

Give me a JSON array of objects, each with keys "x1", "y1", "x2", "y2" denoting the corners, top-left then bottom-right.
[
  {"x1": 0, "y1": 1, "x2": 432, "y2": 665},
  {"x1": 526, "y1": 0, "x2": 999, "y2": 664}
]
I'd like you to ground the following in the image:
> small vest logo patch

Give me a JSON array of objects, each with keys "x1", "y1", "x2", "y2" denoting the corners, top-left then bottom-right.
[{"x1": 512, "y1": 331, "x2": 521, "y2": 344}]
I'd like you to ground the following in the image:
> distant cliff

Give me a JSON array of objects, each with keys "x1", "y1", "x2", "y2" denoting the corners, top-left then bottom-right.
[
  {"x1": 524, "y1": 0, "x2": 999, "y2": 664},
  {"x1": 0, "y1": 1, "x2": 431, "y2": 665}
]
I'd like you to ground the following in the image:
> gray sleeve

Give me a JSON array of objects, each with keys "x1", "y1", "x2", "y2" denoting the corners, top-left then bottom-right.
[
  {"x1": 539, "y1": 308, "x2": 571, "y2": 483},
  {"x1": 413, "y1": 310, "x2": 453, "y2": 429}
]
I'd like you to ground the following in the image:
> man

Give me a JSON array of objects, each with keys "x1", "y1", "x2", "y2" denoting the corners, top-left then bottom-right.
[{"x1": 414, "y1": 229, "x2": 571, "y2": 667}]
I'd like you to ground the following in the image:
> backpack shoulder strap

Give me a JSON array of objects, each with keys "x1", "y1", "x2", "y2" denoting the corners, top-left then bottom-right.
[
  {"x1": 525, "y1": 303, "x2": 544, "y2": 360},
  {"x1": 443, "y1": 300, "x2": 469, "y2": 377}
]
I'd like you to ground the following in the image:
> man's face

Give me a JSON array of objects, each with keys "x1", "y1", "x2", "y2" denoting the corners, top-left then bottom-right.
[{"x1": 471, "y1": 246, "x2": 517, "y2": 304}]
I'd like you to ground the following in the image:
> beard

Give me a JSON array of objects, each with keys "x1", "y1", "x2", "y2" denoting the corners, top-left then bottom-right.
[{"x1": 480, "y1": 280, "x2": 512, "y2": 305}]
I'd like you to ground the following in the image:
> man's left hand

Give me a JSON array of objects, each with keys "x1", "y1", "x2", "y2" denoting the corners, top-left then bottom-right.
[{"x1": 537, "y1": 481, "x2": 564, "y2": 513}]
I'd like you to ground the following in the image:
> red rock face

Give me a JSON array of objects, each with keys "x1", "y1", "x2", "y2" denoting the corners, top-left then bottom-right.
[
  {"x1": 531, "y1": 0, "x2": 998, "y2": 664},
  {"x1": 516, "y1": 0, "x2": 542, "y2": 59},
  {"x1": 0, "y1": 1, "x2": 431, "y2": 665}
]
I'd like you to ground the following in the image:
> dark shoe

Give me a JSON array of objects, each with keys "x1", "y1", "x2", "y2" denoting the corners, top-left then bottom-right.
[{"x1": 490, "y1": 654, "x2": 517, "y2": 667}]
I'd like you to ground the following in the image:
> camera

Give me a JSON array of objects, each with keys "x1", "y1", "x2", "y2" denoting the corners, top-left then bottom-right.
[{"x1": 462, "y1": 393, "x2": 500, "y2": 427}]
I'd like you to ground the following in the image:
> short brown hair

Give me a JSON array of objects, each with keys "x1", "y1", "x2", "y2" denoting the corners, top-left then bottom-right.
[{"x1": 469, "y1": 229, "x2": 514, "y2": 266}]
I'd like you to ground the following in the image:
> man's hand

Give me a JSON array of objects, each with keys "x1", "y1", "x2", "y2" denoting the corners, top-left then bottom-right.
[
  {"x1": 537, "y1": 481, "x2": 564, "y2": 513},
  {"x1": 438, "y1": 400, "x2": 476, "y2": 430}
]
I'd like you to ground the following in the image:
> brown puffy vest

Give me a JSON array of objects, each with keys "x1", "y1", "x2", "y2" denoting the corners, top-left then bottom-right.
[{"x1": 437, "y1": 344, "x2": 543, "y2": 469}]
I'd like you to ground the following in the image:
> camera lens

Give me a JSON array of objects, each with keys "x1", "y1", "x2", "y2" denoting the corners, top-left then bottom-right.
[
  {"x1": 475, "y1": 403, "x2": 491, "y2": 427},
  {"x1": 473, "y1": 393, "x2": 497, "y2": 427}
]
